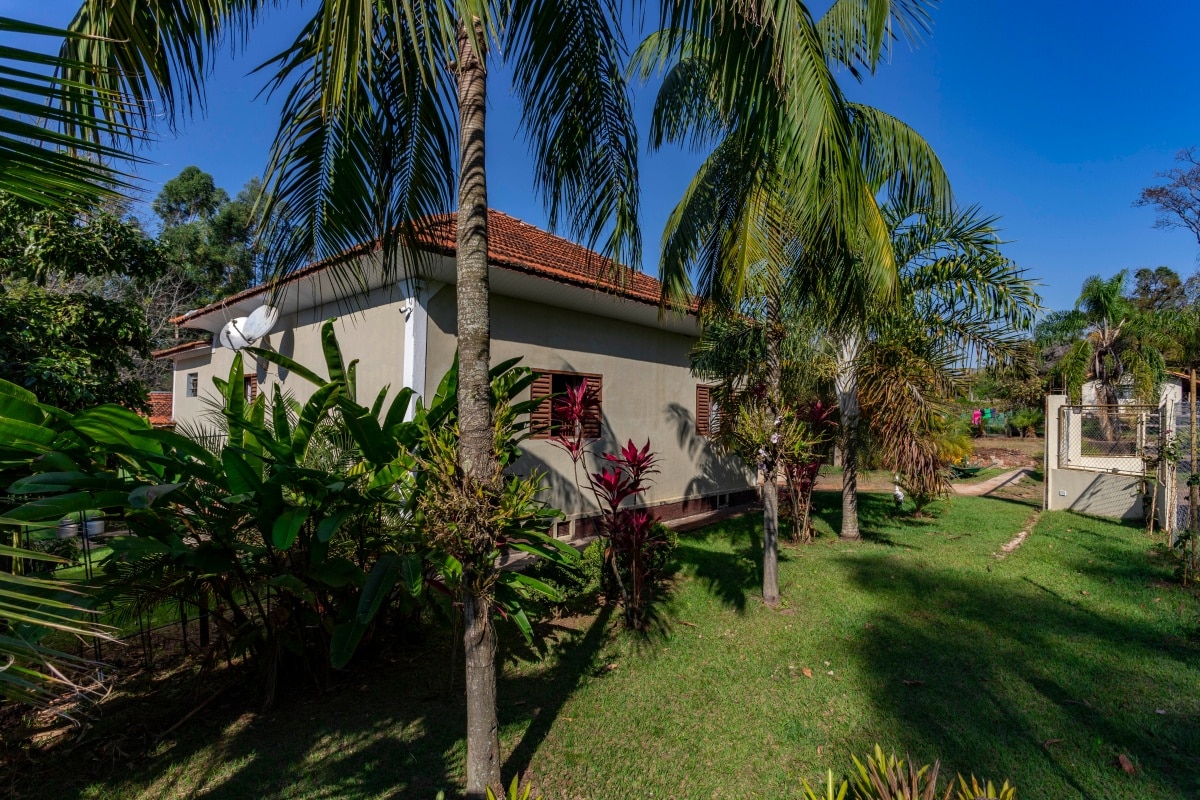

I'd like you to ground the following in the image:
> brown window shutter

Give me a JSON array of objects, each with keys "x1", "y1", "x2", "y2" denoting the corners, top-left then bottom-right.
[
  {"x1": 530, "y1": 372, "x2": 553, "y2": 438},
  {"x1": 696, "y1": 385, "x2": 712, "y2": 437},
  {"x1": 583, "y1": 373, "x2": 602, "y2": 439}
]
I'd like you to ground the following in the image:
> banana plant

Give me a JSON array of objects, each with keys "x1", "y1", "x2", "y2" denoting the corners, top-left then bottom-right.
[{"x1": 250, "y1": 319, "x2": 578, "y2": 645}]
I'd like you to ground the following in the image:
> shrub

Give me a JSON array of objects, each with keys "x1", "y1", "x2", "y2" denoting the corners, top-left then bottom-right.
[
  {"x1": 802, "y1": 745, "x2": 1015, "y2": 800},
  {"x1": 547, "y1": 379, "x2": 675, "y2": 629}
]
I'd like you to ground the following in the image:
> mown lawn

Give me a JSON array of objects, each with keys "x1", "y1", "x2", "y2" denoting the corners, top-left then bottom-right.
[{"x1": 21, "y1": 492, "x2": 1200, "y2": 800}]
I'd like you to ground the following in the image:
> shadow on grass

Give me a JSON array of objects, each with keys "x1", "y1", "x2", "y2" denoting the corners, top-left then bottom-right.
[
  {"x1": 832, "y1": 525, "x2": 1200, "y2": 800},
  {"x1": 673, "y1": 513, "x2": 763, "y2": 613},
  {"x1": 502, "y1": 604, "x2": 614, "y2": 780},
  {"x1": 22, "y1": 607, "x2": 622, "y2": 800}
]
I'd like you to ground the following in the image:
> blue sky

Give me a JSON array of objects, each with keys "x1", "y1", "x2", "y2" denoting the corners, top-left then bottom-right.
[{"x1": 7, "y1": 1, "x2": 1200, "y2": 313}]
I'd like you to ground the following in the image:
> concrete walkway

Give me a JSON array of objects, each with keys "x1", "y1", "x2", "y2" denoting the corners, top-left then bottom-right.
[{"x1": 953, "y1": 467, "x2": 1035, "y2": 497}]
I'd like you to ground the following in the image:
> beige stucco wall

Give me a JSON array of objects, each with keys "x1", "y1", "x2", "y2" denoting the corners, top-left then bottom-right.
[
  {"x1": 168, "y1": 276, "x2": 754, "y2": 516},
  {"x1": 425, "y1": 286, "x2": 754, "y2": 517},
  {"x1": 255, "y1": 284, "x2": 408, "y2": 410},
  {"x1": 172, "y1": 344, "x2": 239, "y2": 433},
  {"x1": 170, "y1": 285, "x2": 410, "y2": 430}
]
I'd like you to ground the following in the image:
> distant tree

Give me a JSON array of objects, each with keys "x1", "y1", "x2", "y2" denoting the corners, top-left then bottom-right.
[
  {"x1": 1038, "y1": 271, "x2": 1167, "y2": 437},
  {"x1": 154, "y1": 167, "x2": 262, "y2": 302},
  {"x1": 1136, "y1": 147, "x2": 1200, "y2": 247},
  {"x1": 974, "y1": 340, "x2": 1046, "y2": 412},
  {"x1": 1130, "y1": 266, "x2": 1187, "y2": 312},
  {"x1": 0, "y1": 196, "x2": 164, "y2": 410}
]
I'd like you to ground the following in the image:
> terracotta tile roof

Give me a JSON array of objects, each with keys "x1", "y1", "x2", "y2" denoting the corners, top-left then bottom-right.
[
  {"x1": 170, "y1": 210, "x2": 690, "y2": 325},
  {"x1": 147, "y1": 391, "x2": 173, "y2": 427},
  {"x1": 153, "y1": 338, "x2": 211, "y2": 359},
  {"x1": 420, "y1": 211, "x2": 672, "y2": 306}
]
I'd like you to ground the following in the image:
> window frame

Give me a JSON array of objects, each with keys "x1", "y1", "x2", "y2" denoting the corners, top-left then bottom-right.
[
  {"x1": 696, "y1": 384, "x2": 719, "y2": 437},
  {"x1": 529, "y1": 369, "x2": 603, "y2": 440},
  {"x1": 185, "y1": 372, "x2": 199, "y2": 398}
]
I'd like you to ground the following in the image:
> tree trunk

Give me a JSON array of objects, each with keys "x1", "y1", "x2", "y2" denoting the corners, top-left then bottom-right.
[
  {"x1": 455, "y1": 24, "x2": 502, "y2": 800},
  {"x1": 835, "y1": 333, "x2": 862, "y2": 541},
  {"x1": 762, "y1": 291, "x2": 782, "y2": 606},
  {"x1": 463, "y1": 590, "x2": 500, "y2": 799},
  {"x1": 762, "y1": 478, "x2": 780, "y2": 605},
  {"x1": 1191, "y1": 368, "x2": 1197, "y2": 583}
]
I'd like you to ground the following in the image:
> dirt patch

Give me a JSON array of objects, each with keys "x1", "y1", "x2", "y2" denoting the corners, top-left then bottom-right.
[
  {"x1": 995, "y1": 509, "x2": 1042, "y2": 559},
  {"x1": 973, "y1": 443, "x2": 1042, "y2": 469}
]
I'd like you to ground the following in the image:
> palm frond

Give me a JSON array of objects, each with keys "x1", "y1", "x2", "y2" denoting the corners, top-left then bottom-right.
[
  {"x1": 255, "y1": 6, "x2": 456, "y2": 292},
  {"x1": 0, "y1": 18, "x2": 140, "y2": 206},
  {"x1": 58, "y1": 0, "x2": 268, "y2": 143},
  {"x1": 817, "y1": 0, "x2": 936, "y2": 77},
  {"x1": 508, "y1": 0, "x2": 641, "y2": 268}
]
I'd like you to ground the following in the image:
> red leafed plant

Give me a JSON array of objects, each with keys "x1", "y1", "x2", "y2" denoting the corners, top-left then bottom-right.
[{"x1": 548, "y1": 380, "x2": 670, "y2": 628}]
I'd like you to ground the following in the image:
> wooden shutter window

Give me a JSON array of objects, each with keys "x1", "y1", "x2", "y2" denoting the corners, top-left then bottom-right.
[
  {"x1": 582, "y1": 374, "x2": 602, "y2": 439},
  {"x1": 530, "y1": 372, "x2": 553, "y2": 438},
  {"x1": 696, "y1": 384, "x2": 713, "y2": 437},
  {"x1": 529, "y1": 370, "x2": 602, "y2": 439}
]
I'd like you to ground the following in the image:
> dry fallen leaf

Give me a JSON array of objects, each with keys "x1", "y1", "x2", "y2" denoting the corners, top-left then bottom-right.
[
  {"x1": 902, "y1": 679, "x2": 925, "y2": 686},
  {"x1": 802, "y1": 668, "x2": 813, "y2": 679},
  {"x1": 1118, "y1": 754, "x2": 1136, "y2": 774},
  {"x1": 1042, "y1": 738, "x2": 1062, "y2": 748},
  {"x1": 604, "y1": 663, "x2": 618, "y2": 671},
  {"x1": 817, "y1": 746, "x2": 823, "y2": 756},
  {"x1": 1080, "y1": 590, "x2": 1090, "y2": 596}
]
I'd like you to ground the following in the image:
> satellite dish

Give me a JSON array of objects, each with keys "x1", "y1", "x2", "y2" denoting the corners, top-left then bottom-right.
[
  {"x1": 241, "y1": 305, "x2": 280, "y2": 341},
  {"x1": 217, "y1": 305, "x2": 279, "y2": 350},
  {"x1": 219, "y1": 317, "x2": 251, "y2": 350}
]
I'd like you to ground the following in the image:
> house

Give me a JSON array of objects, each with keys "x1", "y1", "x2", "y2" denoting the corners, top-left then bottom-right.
[
  {"x1": 1079, "y1": 375, "x2": 1183, "y2": 408},
  {"x1": 155, "y1": 210, "x2": 755, "y2": 531}
]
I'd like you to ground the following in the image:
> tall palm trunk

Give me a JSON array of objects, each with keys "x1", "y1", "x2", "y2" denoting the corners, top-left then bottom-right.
[
  {"x1": 835, "y1": 332, "x2": 862, "y2": 541},
  {"x1": 455, "y1": 23, "x2": 501, "y2": 799},
  {"x1": 762, "y1": 291, "x2": 782, "y2": 605}
]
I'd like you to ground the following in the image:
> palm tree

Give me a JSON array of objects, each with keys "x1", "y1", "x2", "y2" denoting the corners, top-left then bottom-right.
[
  {"x1": 1038, "y1": 271, "x2": 1167, "y2": 438},
  {"x1": 639, "y1": 0, "x2": 951, "y2": 601},
  {"x1": 34, "y1": 3, "x2": 638, "y2": 795},
  {"x1": 838, "y1": 202, "x2": 1040, "y2": 532}
]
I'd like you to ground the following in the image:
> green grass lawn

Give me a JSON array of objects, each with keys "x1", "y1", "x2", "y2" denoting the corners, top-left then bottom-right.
[
  {"x1": 949, "y1": 465, "x2": 1009, "y2": 484},
  {"x1": 24, "y1": 493, "x2": 1200, "y2": 800}
]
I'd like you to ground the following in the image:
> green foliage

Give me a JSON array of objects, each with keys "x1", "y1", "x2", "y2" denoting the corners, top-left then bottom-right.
[
  {"x1": 487, "y1": 775, "x2": 542, "y2": 800},
  {"x1": 411, "y1": 356, "x2": 573, "y2": 642},
  {"x1": 1038, "y1": 270, "x2": 1167, "y2": 405},
  {"x1": 0, "y1": 195, "x2": 163, "y2": 409},
  {"x1": 0, "y1": 320, "x2": 573, "y2": 701},
  {"x1": 1009, "y1": 408, "x2": 1043, "y2": 437},
  {"x1": 435, "y1": 776, "x2": 542, "y2": 800},
  {"x1": 800, "y1": 745, "x2": 1016, "y2": 800},
  {"x1": 0, "y1": 283, "x2": 152, "y2": 410},
  {"x1": 154, "y1": 166, "x2": 263, "y2": 301}
]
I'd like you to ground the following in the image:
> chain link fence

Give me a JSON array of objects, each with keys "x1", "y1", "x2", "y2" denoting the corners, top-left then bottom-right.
[{"x1": 1058, "y1": 404, "x2": 1161, "y2": 476}]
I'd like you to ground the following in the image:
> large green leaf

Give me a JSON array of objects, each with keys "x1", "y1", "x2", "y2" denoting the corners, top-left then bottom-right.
[
  {"x1": 1, "y1": 490, "x2": 129, "y2": 522},
  {"x1": 221, "y1": 448, "x2": 260, "y2": 496},
  {"x1": 291, "y1": 383, "x2": 342, "y2": 460},
  {"x1": 271, "y1": 506, "x2": 309, "y2": 550}
]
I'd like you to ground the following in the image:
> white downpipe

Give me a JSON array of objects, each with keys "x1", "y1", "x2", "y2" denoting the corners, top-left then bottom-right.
[{"x1": 401, "y1": 280, "x2": 438, "y2": 420}]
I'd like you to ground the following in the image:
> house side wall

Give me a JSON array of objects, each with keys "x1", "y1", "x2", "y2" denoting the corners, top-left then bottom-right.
[
  {"x1": 170, "y1": 285, "x2": 411, "y2": 430},
  {"x1": 172, "y1": 345, "x2": 238, "y2": 432},
  {"x1": 256, "y1": 283, "x2": 408, "y2": 410},
  {"x1": 424, "y1": 286, "x2": 755, "y2": 518}
]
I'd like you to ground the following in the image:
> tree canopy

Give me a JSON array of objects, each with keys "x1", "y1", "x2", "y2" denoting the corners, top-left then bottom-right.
[{"x1": 0, "y1": 196, "x2": 165, "y2": 409}]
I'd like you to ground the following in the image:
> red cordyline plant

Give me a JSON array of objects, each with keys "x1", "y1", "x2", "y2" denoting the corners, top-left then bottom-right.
[{"x1": 549, "y1": 379, "x2": 668, "y2": 628}]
